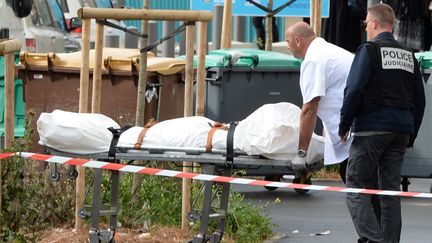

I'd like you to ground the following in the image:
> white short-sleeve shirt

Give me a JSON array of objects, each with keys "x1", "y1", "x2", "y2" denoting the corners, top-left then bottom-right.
[{"x1": 300, "y1": 37, "x2": 354, "y2": 165}]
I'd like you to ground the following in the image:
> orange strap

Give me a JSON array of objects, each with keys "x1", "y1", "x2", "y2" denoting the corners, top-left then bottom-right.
[
  {"x1": 206, "y1": 122, "x2": 228, "y2": 153},
  {"x1": 134, "y1": 120, "x2": 158, "y2": 150}
]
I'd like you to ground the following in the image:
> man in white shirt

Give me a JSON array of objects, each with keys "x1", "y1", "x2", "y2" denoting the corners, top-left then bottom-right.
[{"x1": 285, "y1": 21, "x2": 353, "y2": 182}]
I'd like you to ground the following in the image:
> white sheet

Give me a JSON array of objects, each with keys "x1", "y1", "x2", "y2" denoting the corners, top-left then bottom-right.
[
  {"x1": 117, "y1": 116, "x2": 214, "y2": 149},
  {"x1": 37, "y1": 103, "x2": 325, "y2": 162},
  {"x1": 37, "y1": 110, "x2": 120, "y2": 154}
]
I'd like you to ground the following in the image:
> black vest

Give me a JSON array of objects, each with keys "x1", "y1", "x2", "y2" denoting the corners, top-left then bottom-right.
[{"x1": 360, "y1": 39, "x2": 416, "y2": 114}]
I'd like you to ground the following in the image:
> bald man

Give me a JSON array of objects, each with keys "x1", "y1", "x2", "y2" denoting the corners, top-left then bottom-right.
[{"x1": 286, "y1": 22, "x2": 353, "y2": 183}]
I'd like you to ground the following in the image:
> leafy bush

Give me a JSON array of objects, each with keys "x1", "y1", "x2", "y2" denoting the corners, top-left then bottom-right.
[
  {"x1": 0, "y1": 111, "x2": 76, "y2": 242},
  {"x1": 225, "y1": 193, "x2": 274, "y2": 242},
  {"x1": 117, "y1": 172, "x2": 183, "y2": 228}
]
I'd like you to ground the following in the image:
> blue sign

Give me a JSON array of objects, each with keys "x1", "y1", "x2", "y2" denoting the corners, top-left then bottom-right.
[{"x1": 190, "y1": 0, "x2": 330, "y2": 17}]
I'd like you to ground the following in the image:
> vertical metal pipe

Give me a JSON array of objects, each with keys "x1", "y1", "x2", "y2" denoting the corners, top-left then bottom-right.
[
  {"x1": 179, "y1": 26, "x2": 186, "y2": 56},
  {"x1": 161, "y1": 21, "x2": 175, "y2": 57},
  {"x1": 125, "y1": 26, "x2": 138, "y2": 48},
  {"x1": 233, "y1": 16, "x2": 245, "y2": 42},
  {"x1": 212, "y1": 5, "x2": 223, "y2": 50},
  {"x1": 148, "y1": 21, "x2": 158, "y2": 55}
]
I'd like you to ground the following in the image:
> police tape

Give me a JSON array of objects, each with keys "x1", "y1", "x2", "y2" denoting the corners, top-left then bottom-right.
[{"x1": 2, "y1": 152, "x2": 432, "y2": 199}]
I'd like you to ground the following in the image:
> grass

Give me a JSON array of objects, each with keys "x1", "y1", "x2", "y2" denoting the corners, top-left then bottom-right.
[{"x1": 311, "y1": 164, "x2": 342, "y2": 180}]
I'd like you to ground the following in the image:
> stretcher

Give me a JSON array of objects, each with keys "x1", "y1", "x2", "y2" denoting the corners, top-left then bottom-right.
[
  {"x1": 45, "y1": 144, "x2": 322, "y2": 243},
  {"x1": 38, "y1": 103, "x2": 325, "y2": 242}
]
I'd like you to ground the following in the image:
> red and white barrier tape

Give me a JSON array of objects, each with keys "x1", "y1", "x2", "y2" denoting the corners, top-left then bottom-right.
[{"x1": 2, "y1": 152, "x2": 432, "y2": 199}]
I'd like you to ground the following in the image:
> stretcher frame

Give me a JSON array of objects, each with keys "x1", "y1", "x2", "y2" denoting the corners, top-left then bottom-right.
[{"x1": 45, "y1": 146, "x2": 321, "y2": 243}]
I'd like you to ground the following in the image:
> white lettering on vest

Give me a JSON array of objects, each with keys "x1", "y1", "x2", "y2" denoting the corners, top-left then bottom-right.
[{"x1": 380, "y1": 47, "x2": 414, "y2": 73}]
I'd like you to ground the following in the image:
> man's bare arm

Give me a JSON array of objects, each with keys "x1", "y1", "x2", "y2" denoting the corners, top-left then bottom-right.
[{"x1": 298, "y1": 97, "x2": 320, "y2": 151}]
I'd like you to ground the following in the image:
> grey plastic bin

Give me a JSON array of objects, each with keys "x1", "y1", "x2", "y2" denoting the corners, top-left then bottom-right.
[{"x1": 203, "y1": 49, "x2": 305, "y2": 123}]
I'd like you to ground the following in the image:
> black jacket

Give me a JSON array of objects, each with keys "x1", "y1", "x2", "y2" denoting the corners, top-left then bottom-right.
[{"x1": 339, "y1": 32, "x2": 425, "y2": 146}]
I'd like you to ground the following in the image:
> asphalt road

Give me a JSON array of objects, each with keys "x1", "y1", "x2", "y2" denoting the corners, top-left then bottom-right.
[{"x1": 233, "y1": 178, "x2": 432, "y2": 243}]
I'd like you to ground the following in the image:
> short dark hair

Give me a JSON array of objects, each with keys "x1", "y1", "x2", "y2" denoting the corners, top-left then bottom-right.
[{"x1": 368, "y1": 3, "x2": 395, "y2": 27}]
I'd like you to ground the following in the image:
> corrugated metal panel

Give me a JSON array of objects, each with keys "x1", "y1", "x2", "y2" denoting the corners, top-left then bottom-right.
[
  {"x1": 149, "y1": 0, "x2": 189, "y2": 10},
  {"x1": 124, "y1": 0, "x2": 189, "y2": 10},
  {"x1": 123, "y1": 0, "x2": 190, "y2": 40}
]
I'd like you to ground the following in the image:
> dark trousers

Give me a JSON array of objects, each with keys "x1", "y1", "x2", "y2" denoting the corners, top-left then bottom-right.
[
  {"x1": 346, "y1": 133, "x2": 409, "y2": 243},
  {"x1": 339, "y1": 158, "x2": 347, "y2": 184},
  {"x1": 252, "y1": 17, "x2": 279, "y2": 50}
]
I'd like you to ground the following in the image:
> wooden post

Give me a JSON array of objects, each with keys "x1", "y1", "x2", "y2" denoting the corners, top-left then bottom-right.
[
  {"x1": 91, "y1": 22, "x2": 104, "y2": 113},
  {"x1": 310, "y1": 0, "x2": 322, "y2": 37},
  {"x1": 1, "y1": 52, "x2": 14, "y2": 217},
  {"x1": 132, "y1": 0, "x2": 150, "y2": 204},
  {"x1": 182, "y1": 23, "x2": 195, "y2": 231},
  {"x1": 311, "y1": 0, "x2": 315, "y2": 32},
  {"x1": 0, "y1": 39, "x2": 21, "y2": 56},
  {"x1": 195, "y1": 21, "x2": 207, "y2": 117},
  {"x1": 0, "y1": 38, "x2": 20, "y2": 229},
  {"x1": 193, "y1": 21, "x2": 208, "y2": 174},
  {"x1": 78, "y1": 8, "x2": 212, "y2": 22},
  {"x1": 221, "y1": 0, "x2": 232, "y2": 49},
  {"x1": 75, "y1": 18, "x2": 91, "y2": 233},
  {"x1": 265, "y1": 0, "x2": 273, "y2": 51}
]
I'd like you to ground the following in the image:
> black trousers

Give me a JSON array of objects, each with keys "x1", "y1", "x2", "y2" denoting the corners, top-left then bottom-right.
[
  {"x1": 346, "y1": 133, "x2": 409, "y2": 243},
  {"x1": 251, "y1": 17, "x2": 279, "y2": 50}
]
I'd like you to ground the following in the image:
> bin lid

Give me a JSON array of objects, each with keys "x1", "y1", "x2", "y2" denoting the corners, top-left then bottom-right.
[
  {"x1": 19, "y1": 48, "x2": 185, "y2": 75},
  {"x1": 179, "y1": 48, "x2": 301, "y2": 69},
  {"x1": 415, "y1": 51, "x2": 432, "y2": 69},
  {"x1": 133, "y1": 57, "x2": 185, "y2": 75},
  {"x1": 20, "y1": 48, "x2": 153, "y2": 71}
]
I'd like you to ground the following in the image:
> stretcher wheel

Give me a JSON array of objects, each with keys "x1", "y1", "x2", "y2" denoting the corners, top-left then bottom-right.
[
  {"x1": 78, "y1": 208, "x2": 89, "y2": 219},
  {"x1": 293, "y1": 176, "x2": 312, "y2": 195},
  {"x1": 213, "y1": 231, "x2": 223, "y2": 242},
  {"x1": 187, "y1": 210, "x2": 200, "y2": 222},
  {"x1": 98, "y1": 230, "x2": 114, "y2": 243},
  {"x1": 107, "y1": 234, "x2": 116, "y2": 243},
  {"x1": 68, "y1": 168, "x2": 78, "y2": 180},
  {"x1": 50, "y1": 171, "x2": 60, "y2": 182},
  {"x1": 264, "y1": 175, "x2": 282, "y2": 191}
]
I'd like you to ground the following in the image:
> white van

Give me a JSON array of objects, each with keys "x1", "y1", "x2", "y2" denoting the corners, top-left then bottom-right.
[
  {"x1": 59, "y1": 0, "x2": 126, "y2": 48},
  {"x1": 0, "y1": 0, "x2": 80, "y2": 53}
]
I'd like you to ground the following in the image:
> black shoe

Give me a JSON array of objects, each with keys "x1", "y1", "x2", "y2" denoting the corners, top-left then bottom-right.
[{"x1": 358, "y1": 238, "x2": 380, "y2": 243}]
